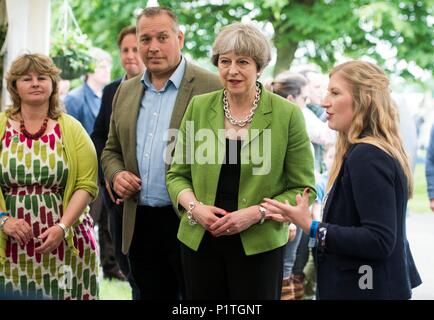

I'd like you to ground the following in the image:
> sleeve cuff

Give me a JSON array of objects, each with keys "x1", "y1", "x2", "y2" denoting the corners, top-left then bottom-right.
[{"x1": 176, "y1": 188, "x2": 193, "y2": 212}]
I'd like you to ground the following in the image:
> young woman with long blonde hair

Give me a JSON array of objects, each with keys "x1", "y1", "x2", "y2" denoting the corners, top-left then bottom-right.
[{"x1": 262, "y1": 60, "x2": 421, "y2": 299}]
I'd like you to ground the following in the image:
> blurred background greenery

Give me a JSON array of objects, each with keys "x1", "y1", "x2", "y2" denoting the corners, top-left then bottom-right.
[
  {"x1": 408, "y1": 163, "x2": 430, "y2": 214},
  {"x1": 51, "y1": 0, "x2": 433, "y2": 88}
]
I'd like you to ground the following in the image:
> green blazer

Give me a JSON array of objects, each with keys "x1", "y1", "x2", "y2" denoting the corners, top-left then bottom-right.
[
  {"x1": 166, "y1": 87, "x2": 316, "y2": 256},
  {"x1": 101, "y1": 60, "x2": 222, "y2": 254}
]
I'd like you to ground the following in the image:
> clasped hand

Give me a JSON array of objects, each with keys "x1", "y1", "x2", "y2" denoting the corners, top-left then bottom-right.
[
  {"x1": 3, "y1": 217, "x2": 64, "y2": 253},
  {"x1": 193, "y1": 204, "x2": 261, "y2": 237}
]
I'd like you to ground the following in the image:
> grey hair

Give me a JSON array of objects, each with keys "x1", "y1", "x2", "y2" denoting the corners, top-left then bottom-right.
[
  {"x1": 90, "y1": 47, "x2": 112, "y2": 64},
  {"x1": 211, "y1": 22, "x2": 271, "y2": 72}
]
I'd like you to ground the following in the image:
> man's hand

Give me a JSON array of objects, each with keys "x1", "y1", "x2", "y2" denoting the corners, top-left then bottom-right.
[{"x1": 112, "y1": 171, "x2": 141, "y2": 199}]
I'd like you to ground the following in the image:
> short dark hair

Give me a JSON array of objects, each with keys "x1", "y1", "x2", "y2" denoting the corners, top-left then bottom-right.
[
  {"x1": 136, "y1": 7, "x2": 179, "y2": 32},
  {"x1": 117, "y1": 26, "x2": 137, "y2": 48},
  {"x1": 272, "y1": 72, "x2": 308, "y2": 99}
]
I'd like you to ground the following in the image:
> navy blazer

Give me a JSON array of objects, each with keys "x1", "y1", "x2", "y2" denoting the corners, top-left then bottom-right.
[
  {"x1": 91, "y1": 77, "x2": 123, "y2": 208},
  {"x1": 316, "y1": 143, "x2": 421, "y2": 299}
]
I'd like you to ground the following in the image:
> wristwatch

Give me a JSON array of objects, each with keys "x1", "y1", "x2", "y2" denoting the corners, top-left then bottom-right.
[
  {"x1": 0, "y1": 215, "x2": 10, "y2": 231},
  {"x1": 56, "y1": 223, "x2": 70, "y2": 238}
]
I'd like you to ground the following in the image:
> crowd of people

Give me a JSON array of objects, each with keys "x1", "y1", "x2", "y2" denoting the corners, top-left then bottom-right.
[{"x1": 0, "y1": 6, "x2": 422, "y2": 300}]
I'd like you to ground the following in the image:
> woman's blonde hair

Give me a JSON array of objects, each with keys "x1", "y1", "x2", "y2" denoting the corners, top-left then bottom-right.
[
  {"x1": 5, "y1": 53, "x2": 65, "y2": 119},
  {"x1": 327, "y1": 60, "x2": 413, "y2": 197}
]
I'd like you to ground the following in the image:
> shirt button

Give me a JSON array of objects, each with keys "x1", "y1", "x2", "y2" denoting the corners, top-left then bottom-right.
[
  {"x1": 145, "y1": 154, "x2": 149, "y2": 158},
  {"x1": 153, "y1": 113, "x2": 157, "y2": 117},
  {"x1": 148, "y1": 133, "x2": 153, "y2": 137}
]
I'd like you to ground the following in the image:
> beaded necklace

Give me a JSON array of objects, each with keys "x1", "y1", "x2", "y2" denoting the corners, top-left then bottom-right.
[{"x1": 20, "y1": 117, "x2": 49, "y2": 140}]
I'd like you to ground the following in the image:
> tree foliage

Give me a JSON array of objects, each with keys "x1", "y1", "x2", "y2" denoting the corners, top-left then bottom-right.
[{"x1": 51, "y1": 0, "x2": 433, "y2": 79}]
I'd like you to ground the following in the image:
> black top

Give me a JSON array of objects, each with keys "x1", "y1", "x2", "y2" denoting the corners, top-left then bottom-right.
[{"x1": 214, "y1": 139, "x2": 242, "y2": 212}]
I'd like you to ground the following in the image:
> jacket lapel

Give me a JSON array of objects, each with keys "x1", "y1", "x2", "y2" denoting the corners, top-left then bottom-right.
[
  {"x1": 169, "y1": 61, "x2": 194, "y2": 130},
  {"x1": 322, "y1": 145, "x2": 355, "y2": 222},
  {"x1": 208, "y1": 90, "x2": 226, "y2": 145},
  {"x1": 242, "y1": 88, "x2": 272, "y2": 149},
  {"x1": 127, "y1": 78, "x2": 145, "y2": 176}
]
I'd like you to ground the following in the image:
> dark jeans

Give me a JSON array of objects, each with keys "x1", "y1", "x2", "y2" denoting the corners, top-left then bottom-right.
[
  {"x1": 89, "y1": 193, "x2": 119, "y2": 275},
  {"x1": 101, "y1": 186, "x2": 139, "y2": 300},
  {"x1": 127, "y1": 205, "x2": 184, "y2": 300},
  {"x1": 181, "y1": 232, "x2": 283, "y2": 300},
  {"x1": 107, "y1": 203, "x2": 140, "y2": 300},
  {"x1": 293, "y1": 232, "x2": 309, "y2": 275}
]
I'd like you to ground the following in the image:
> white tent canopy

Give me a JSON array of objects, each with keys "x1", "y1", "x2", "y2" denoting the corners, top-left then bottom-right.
[{"x1": 2, "y1": 0, "x2": 51, "y2": 107}]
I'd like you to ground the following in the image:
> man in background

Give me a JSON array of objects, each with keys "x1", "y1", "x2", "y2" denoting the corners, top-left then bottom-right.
[
  {"x1": 92, "y1": 26, "x2": 145, "y2": 298},
  {"x1": 64, "y1": 47, "x2": 112, "y2": 135}
]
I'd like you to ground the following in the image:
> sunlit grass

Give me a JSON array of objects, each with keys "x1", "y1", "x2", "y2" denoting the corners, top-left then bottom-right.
[
  {"x1": 408, "y1": 163, "x2": 430, "y2": 214},
  {"x1": 99, "y1": 278, "x2": 132, "y2": 300}
]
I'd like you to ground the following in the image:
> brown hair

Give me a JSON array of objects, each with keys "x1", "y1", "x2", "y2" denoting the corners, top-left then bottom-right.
[
  {"x1": 272, "y1": 72, "x2": 308, "y2": 99},
  {"x1": 5, "y1": 53, "x2": 65, "y2": 119},
  {"x1": 117, "y1": 26, "x2": 137, "y2": 48},
  {"x1": 326, "y1": 60, "x2": 413, "y2": 197}
]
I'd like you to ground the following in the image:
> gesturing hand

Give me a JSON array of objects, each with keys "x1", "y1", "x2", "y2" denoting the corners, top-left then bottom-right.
[{"x1": 262, "y1": 188, "x2": 312, "y2": 234}]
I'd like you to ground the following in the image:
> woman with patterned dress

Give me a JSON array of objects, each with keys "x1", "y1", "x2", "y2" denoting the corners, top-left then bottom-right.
[{"x1": 0, "y1": 54, "x2": 100, "y2": 300}]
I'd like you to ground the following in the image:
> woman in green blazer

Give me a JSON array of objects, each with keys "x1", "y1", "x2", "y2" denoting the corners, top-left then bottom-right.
[{"x1": 166, "y1": 23, "x2": 316, "y2": 299}]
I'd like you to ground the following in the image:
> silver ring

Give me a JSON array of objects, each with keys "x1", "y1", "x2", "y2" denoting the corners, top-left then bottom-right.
[{"x1": 226, "y1": 229, "x2": 231, "y2": 233}]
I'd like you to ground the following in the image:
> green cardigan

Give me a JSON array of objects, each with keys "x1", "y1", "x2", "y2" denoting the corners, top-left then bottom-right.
[
  {"x1": 0, "y1": 112, "x2": 98, "y2": 263},
  {"x1": 166, "y1": 88, "x2": 317, "y2": 256}
]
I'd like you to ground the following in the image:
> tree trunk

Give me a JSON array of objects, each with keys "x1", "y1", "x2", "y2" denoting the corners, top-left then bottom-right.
[{"x1": 273, "y1": 40, "x2": 298, "y2": 77}]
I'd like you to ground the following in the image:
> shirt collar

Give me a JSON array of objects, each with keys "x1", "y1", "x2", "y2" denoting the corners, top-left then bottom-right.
[
  {"x1": 84, "y1": 82, "x2": 99, "y2": 98},
  {"x1": 140, "y1": 55, "x2": 186, "y2": 91}
]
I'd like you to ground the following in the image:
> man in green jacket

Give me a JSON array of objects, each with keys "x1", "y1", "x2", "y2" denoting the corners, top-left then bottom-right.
[{"x1": 101, "y1": 7, "x2": 221, "y2": 300}]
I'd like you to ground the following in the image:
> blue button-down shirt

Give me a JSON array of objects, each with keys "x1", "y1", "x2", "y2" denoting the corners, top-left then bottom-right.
[
  {"x1": 136, "y1": 56, "x2": 186, "y2": 206},
  {"x1": 64, "y1": 82, "x2": 101, "y2": 135}
]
